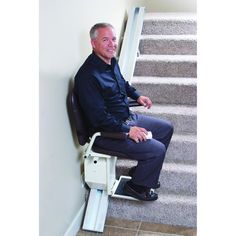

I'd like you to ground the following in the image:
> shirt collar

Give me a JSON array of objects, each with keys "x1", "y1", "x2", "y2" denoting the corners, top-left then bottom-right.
[{"x1": 90, "y1": 51, "x2": 117, "y2": 72}]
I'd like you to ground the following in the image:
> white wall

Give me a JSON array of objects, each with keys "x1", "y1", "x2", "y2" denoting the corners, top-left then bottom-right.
[
  {"x1": 39, "y1": 0, "x2": 196, "y2": 235},
  {"x1": 144, "y1": 0, "x2": 196, "y2": 12},
  {"x1": 39, "y1": 1, "x2": 84, "y2": 235}
]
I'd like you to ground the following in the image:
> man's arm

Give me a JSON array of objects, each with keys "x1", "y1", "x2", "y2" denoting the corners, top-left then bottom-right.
[
  {"x1": 125, "y1": 81, "x2": 152, "y2": 109},
  {"x1": 124, "y1": 81, "x2": 152, "y2": 142},
  {"x1": 125, "y1": 81, "x2": 141, "y2": 100}
]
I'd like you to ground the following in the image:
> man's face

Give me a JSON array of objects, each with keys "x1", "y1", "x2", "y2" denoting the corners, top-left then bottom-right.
[{"x1": 91, "y1": 26, "x2": 117, "y2": 64}]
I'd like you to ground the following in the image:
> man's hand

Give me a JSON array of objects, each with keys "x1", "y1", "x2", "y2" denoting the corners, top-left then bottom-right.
[
  {"x1": 137, "y1": 96, "x2": 152, "y2": 109},
  {"x1": 128, "y1": 126, "x2": 148, "y2": 143}
]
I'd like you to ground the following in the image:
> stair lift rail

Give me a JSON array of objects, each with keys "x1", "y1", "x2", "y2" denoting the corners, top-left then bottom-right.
[{"x1": 118, "y1": 6, "x2": 145, "y2": 82}]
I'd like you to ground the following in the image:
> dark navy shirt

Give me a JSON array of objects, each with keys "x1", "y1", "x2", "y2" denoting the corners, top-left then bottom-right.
[{"x1": 74, "y1": 52, "x2": 141, "y2": 135}]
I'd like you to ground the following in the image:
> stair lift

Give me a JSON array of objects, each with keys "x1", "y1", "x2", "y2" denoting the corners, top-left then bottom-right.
[{"x1": 67, "y1": 91, "x2": 141, "y2": 233}]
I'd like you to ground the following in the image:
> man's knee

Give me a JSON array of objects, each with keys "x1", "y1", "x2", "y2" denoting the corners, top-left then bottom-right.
[
  {"x1": 152, "y1": 141, "x2": 166, "y2": 161},
  {"x1": 167, "y1": 121, "x2": 174, "y2": 136}
]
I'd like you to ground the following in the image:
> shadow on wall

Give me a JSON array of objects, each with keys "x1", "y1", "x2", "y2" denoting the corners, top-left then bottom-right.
[{"x1": 67, "y1": 78, "x2": 79, "y2": 146}]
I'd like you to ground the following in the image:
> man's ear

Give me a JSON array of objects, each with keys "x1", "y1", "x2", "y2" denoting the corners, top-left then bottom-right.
[{"x1": 91, "y1": 39, "x2": 96, "y2": 49}]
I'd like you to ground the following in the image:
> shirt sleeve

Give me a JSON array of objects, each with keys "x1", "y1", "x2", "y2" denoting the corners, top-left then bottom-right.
[
  {"x1": 125, "y1": 81, "x2": 141, "y2": 100},
  {"x1": 75, "y1": 75, "x2": 131, "y2": 133},
  {"x1": 116, "y1": 63, "x2": 141, "y2": 100}
]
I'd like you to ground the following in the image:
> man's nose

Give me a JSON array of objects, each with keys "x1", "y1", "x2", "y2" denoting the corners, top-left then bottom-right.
[{"x1": 108, "y1": 40, "x2": 116, "y2": 47}]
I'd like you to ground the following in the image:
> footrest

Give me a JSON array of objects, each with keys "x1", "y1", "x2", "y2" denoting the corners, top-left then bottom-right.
[{"x1": 111, "y1": 175, "x2": 138, "y2": 201}]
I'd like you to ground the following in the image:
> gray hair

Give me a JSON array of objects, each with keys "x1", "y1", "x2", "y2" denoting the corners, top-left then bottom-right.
[{"x1": 89, "y1": 23, "x2": 114, "y2": 39}]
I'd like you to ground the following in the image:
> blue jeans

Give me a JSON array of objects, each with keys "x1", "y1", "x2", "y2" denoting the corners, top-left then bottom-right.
[{"x1": 94, "y1": 113, "x2": 174, "y2": 188}]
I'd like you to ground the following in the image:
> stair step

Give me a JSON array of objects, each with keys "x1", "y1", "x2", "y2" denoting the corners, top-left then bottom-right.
[
  {"x1": 116, "y1": 160, "x2": 196, "y2": 196},
  {"x1": 132, "y1": 76, "x2": 197, "y2": 83},
  {"x1": 108, "y1": 193, "x2": 197, "y2": 227},
  {"x1": 167, "y1": 134, "x2": 197, "y2": 164},
  {"x1": 134, "y1": 55, "x2": 197, "y2": 77},
  {"x1": 144, "y1": 12, "x2": 197, "y2": 21},
  {"x1": 160, "y1": 163, "x2": 196, "y2": 196},
  {"x1": 139, "y1": 35, "x2": 197, "y2": 55},
  {"x1": 136, "y1": 54, "x2": 197, "y2": 62},
  {"x1": 142, "y1": 13, "x2": 197, "y2": 35},
  {"x1": 131, "y1": 104, "x2": 197, "y2": 134},
  {"x1": 131, "y1": 77, "x2": 197, "y2": 105}
]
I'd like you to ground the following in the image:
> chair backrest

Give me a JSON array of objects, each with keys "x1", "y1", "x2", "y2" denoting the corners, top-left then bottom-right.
[{"x1": 67, "y1": 90, "x2": 90, "y2": 145}]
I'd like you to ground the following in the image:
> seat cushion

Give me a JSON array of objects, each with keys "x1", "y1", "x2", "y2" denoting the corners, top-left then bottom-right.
[{"x1": 92, "y1": 145, "x2": 130, "y2": 159}]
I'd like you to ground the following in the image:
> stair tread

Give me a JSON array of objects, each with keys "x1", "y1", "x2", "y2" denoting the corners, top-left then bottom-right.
[
  {"x1": 136, "y1": 54, "x2": 197, "y2": 62},
  {"x1": 157, "y1": 193, "x2": 197, "y2": 205},
  {"x1": 116, "y1": 159, "x2": 196, "y2": 173},
  {"x1": 131, "y1": 104, "x2": 196, "y2": 116},
  {"x1": 162, "y1": 162, "x2": 196, "y2": 173},
  {"x1": 171, "y1": 133, "x2": 196, "y2": 142},
  {"x1": 110, "y1": 192, "x2": 196, "y2": 205},
  {"x1": 140, "y1": 34, "x2": 197, "y2": 40},
  {"x1": 144, "y1": 12, "x2": 197, "y2": 21},
  {"x1": 108, "y1": 193, "x2": 196, "y2": 227},
  {"x1": 131, "y1": 76, "x2": 197, "y2": 85}
]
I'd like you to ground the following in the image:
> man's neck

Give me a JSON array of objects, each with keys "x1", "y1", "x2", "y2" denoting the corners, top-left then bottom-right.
[{"x1": 93, "y1": 52, "x2": 111, "y2": 65}]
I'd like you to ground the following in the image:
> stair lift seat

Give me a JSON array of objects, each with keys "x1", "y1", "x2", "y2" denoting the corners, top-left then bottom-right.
[{"x1": 67, "y1": 90, "x2": 141, "y2": 232}]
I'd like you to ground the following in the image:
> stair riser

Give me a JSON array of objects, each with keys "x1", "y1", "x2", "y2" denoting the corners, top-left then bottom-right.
[
  {"x1": 142, "y1": 20, "x2": 197, "y2": 35},
  {"x1": 108, "y1": 199, "x2": 196, "y2": 227},
  {"x1": 134, "y1": 60, "x2": 197, "y2": 78},
  {"x1": 167, "y1": 138, "x2": 197, "y2": 164},
  {"x1": 159, "y1": 168, "x2": 196, "y2": 196},
  {"x1": 139, "y1": 38, "x2": 197, "y2": 55},
  {"x1": 132, "y1": 82, "x2": 197, "y2": 106},
  {"x1": 132, "y1": 109, "x2": 197, "y2": 134}
]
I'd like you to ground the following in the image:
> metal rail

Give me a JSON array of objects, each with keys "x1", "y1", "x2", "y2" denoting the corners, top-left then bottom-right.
[{"x1": 118, "y1": 7, "x2": 145, "y2": 82}]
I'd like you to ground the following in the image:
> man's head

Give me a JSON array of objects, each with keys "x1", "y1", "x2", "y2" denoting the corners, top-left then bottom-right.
[{"x1": 90, "y1": 23, "x2": 117, "y2": 65}]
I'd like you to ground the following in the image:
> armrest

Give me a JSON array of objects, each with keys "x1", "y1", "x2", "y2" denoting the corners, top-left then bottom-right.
[
  {"x1": 101, "y1": 132, "x2": 127, "y2": 140},
  {"x1": 85, "y1": 131, "x2": 127, "y2": 158},
  {"x1": 128, "y1": 99, "x2": 141, "y2": 107}
]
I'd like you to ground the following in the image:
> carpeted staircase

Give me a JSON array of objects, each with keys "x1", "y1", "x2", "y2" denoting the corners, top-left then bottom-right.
[{"x1": 107, "y1": 12, "x2": 197, "y2": 227}]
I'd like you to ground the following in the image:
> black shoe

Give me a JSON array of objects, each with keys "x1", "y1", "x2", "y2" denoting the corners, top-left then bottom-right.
[
  {"x1": 124, "y1": 182, "x2": 158, "y2": 201},
  {"x1": 128, "y1": 166, "x2": 161, "y2": 189}
]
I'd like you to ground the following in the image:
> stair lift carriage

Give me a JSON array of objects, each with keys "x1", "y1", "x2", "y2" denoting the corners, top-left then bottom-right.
[{"x1": 67, "y1": 90, "x2": 141, "y2": 233}]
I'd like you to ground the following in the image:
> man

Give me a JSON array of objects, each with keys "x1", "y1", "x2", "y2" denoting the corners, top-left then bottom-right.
[{"x1": 74, "y1": 23, "x2": 173, "y2": 201}]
